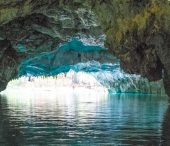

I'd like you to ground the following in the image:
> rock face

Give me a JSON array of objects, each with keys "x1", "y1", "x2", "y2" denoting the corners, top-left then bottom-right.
[
  {"x1": 90, "y1": 0, "x2": 170, "y2": 96},
  {"x1": 0, "y1": 0, "x2": 78, "y2": 25},
  {"x1": 0, "y1": 0, "x2": 169, "y2": 96},
  {"x1": 0, "y1": 39, "x2": 25, "y2": 91}
]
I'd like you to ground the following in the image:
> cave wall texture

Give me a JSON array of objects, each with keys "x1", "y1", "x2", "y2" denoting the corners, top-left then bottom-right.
[
  {"x1": 0, "y1": 0, "x2": 102, "y2": 91},
  {"x1": 91, "y1": 0, "x2": 170, "y2": 96},
  {"x1": 0, "y1": 0, "x2": 170, "y2": 96}
]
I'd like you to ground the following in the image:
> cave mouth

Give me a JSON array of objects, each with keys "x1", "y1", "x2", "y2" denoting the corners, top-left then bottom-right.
[
  {"x1": 0, "y1": 38, "x2": 166, "y2": 96},
  {"x1": 2, "y1": 69, "x2": 109, "y2": 99}
]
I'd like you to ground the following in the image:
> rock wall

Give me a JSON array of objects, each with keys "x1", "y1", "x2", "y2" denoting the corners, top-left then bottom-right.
[
  {"x1": 90, "y1": 0, "x2": 170, "y2": 96},
  {"x1": 0, "y1": 39, "x2": 25, "y2": 91}
]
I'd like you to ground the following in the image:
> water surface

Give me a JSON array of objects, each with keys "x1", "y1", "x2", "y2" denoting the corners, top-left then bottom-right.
[{"x1": 0, "y1": 92, "x2": 168, "y2": 146}]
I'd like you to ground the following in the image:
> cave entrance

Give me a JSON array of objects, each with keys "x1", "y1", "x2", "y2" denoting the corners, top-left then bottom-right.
[
  {"x1": 0, "y1": 38, "x2": 165, "y2": 97},
  {"x1": 1, "y1": 38, "x2": 115, "y2": 96}
]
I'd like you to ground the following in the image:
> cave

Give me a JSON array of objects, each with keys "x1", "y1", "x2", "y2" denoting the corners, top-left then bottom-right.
[{"x1": 0, "y1": 0, "x2": 170, "y2": 145}]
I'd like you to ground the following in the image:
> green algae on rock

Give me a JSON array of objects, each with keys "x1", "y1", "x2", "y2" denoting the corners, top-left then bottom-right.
[{"x1": 90, "y1": 0, "x2": 170, "y2": 96}]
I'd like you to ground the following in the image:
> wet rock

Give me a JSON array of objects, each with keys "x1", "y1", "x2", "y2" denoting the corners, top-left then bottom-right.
[
  {"x1": 0, "y1": 39, "x2": 24, "y2": 91},
  {"x1": 90, "y1": 0, "x2": 170, "y2": 96}
]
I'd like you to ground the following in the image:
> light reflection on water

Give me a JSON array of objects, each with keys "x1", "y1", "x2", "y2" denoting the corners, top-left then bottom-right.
[{"x1": 0, "y1": 91, "x2": 169, "y2": 146}]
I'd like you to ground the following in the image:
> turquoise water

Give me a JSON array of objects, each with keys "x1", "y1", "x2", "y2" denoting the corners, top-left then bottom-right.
[{"x1": 0, "y1": 93, "x2": 168, "y2": 146}]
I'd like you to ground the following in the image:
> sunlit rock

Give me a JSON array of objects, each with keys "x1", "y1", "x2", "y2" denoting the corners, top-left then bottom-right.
[{"x1": 18, "y1": 39, "x2": 115, "y2": 76}]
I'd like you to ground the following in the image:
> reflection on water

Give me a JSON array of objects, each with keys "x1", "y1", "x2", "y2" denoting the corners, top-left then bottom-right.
[
  {"x1": 161, "y1": 106, "x2": 170, "y2": 146},
  {"x1": 0, "y1": 92, "x2": 169, "y2": 146}
]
